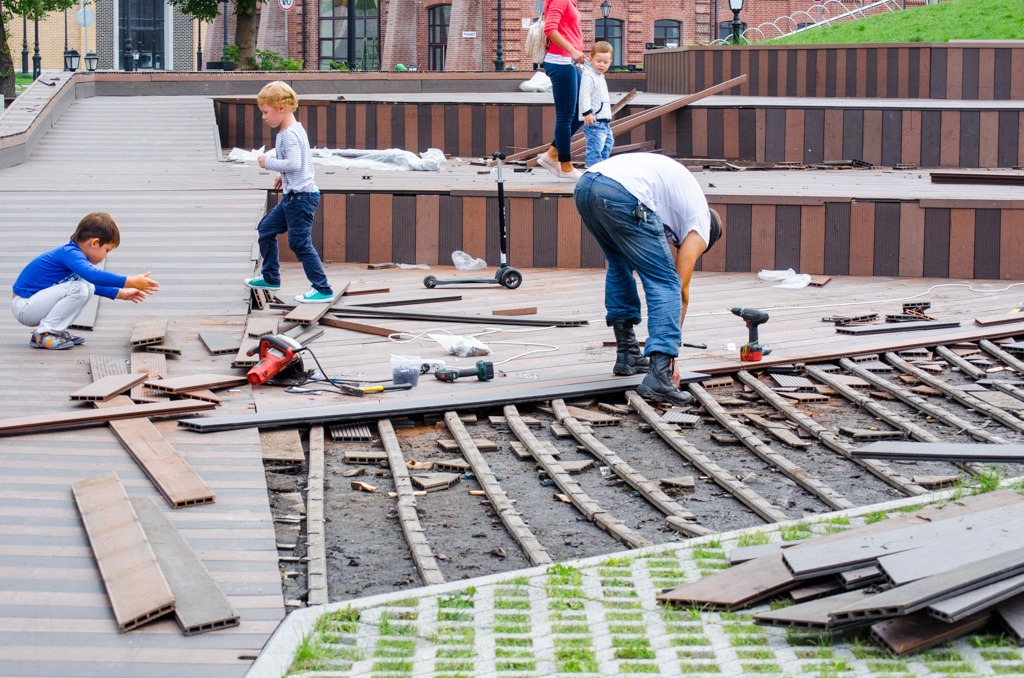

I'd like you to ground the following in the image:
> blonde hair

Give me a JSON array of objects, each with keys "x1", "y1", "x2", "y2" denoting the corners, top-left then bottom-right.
[
  {"x1": 591, "y1": 41, "x2": 613, "y2": 57},
  {"x1": 258, "y1": 81, "x2": 299, "y2": 112}
]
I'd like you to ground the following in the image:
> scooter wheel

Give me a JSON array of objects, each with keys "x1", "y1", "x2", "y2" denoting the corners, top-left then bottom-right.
[
  {"x1": 500, "y1": 268, "x2": 523, "y2": 289},
  {"x1": 423, "y1": 276, "x2": 437, "y2": 289}
]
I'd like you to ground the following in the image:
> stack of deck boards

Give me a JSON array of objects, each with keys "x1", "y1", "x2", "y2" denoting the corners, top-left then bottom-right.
[
  {"x1": 657, "y1": 490, "x2": 1024, "y2": 655},
  {"x1": 72, "y1": 472, "x2": 239, "y2": 635}
]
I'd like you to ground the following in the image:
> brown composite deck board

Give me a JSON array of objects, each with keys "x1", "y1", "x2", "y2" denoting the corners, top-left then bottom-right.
[
  {"x1": 130, "y1": 496, "x2": 239, "y2": 635},
  {"x1": 131, "y1": 351, "x2": 168, "y2": 403},
  {"x1": 71, "y1": 472, "x2": 175, "y2": 632},
  {"x1": 831, "y1": 546, "x2": 1024, "y2": 621},
  {"x1": 130, "y1": 320, "x2": 168, "y2": 347},
  {"x1": 852, "y1": 442, "x2": 1024, "y2": 462},
  {"x1": 96, "y1": 396, "x2": 216, "y2": 509},
  {"x1": 783, "y1": 503, "x2": 1024, "y2": 579},
  {"x1": 143, "y1": 335, "x2": 182, "y2": 357},
  {"x1": 0, "y1": 399, "x2": 217, "y2": 436},
  {"x1": 69, "y1": 374, "x2": 150, "y2": 402},
  {"x1": 198, "y1": 331, "x2": 241, "y2": 355},
  {"x1": 996, "y1": 593, "x2": 1024, "y2": 643},
  {"x1": 283, "y1": 288, "x2": 347, "y2": 326},
  {"x1": 871, "y1": 610, "x2": 992, "y2": 656},
  {"x1": 144, "y1": 374, "x2": 249, "y2": 394}
]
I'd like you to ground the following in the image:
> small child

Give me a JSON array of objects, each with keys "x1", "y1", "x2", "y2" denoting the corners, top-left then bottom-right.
[
  {"x1": 11, "y1": 212, "x2": 159, "y2": 350},
  {"x1": 579, "y1": 41, "x2": 615, "y2": 168},
  {"x1": 245, "y1": 81, "x2": 334, "y2": 304}
]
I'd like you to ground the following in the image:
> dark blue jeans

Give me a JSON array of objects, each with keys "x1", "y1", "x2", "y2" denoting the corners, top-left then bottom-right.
[
  {"x1": 545, "y1": 61, "x2": 583, "y2": 162},
  {"x1": 257, "y1": 192, "x2": 332, "y2": 295},
  {"x1": 574, "y1": 172, "x2": 682, "y2": 357}
]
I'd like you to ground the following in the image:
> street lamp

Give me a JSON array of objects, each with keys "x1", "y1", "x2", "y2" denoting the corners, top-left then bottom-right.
[
  {"x1": 493, "y1": 0, "x2": 504, "y2": 72},
  {"x1": 84, "y1": 52, "x2": 99, "y2": 71},
  {"x1": 123, "y1": 0, "x2": 134, "y2": 71},
  {"x1": 729, "y1": 0, "x2": 744, "y2": 45},
  {"x1": 601, "y1": 1, "x2": 611, "y2": 19},
  {"x1": 22, "y1": 16, "x2": 29, "y2": 74},
  {"x1": 32, "y1": 18, "x2": 40, "y2": 79},
  {"x1": 197, "y1": 20, "x2": 203, "y2": 70},
  {"x1": 64, "y1": 7, "x2": 80, "y2": 71}
]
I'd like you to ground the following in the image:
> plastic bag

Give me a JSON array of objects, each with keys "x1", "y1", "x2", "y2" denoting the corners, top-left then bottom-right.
[
  {"x1": 757, "y1": 268, "x2": 811, "y2": 289},
  {"x1": 428, "y1": 333, "x2": 492, "y2": 357},
  {"x1": 520, "y1": 71, "x2": 553, "y2": 93},
  {"x1": 390, "y1": 354, "x2": 421, "y2": 386},
  {"x1": 396, "y1": 263, "x2": 430, "y2": 270},
  {"x1": 451, "y1": 250, "x2": 487, "y2": 271}
]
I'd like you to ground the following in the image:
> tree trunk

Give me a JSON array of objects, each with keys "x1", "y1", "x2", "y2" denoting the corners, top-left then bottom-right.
[
  {"x1": 235, "y1": 10, "x2": 257, "y2": 69},
  {"x1": 0, "y1": 15, "x2": 15, "y2": 102}
]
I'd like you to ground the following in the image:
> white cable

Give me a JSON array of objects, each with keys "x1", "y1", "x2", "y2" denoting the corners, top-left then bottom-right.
[{"x1": 386, "y1": 325, "x2": 560, "y2": 366}]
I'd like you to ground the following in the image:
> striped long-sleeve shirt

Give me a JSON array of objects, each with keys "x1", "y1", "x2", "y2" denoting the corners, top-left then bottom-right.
[{"x1": 264, "y1": 123, "x2": 319, "y2": 194}]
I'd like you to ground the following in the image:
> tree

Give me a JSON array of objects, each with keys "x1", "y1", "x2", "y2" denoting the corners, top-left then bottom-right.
[
  {"x1": 1, "y1": 0, "x2": 80, "y2": 100},
  {"x1": 166, "y1": 0, "x2": 260, "y2": 69}
]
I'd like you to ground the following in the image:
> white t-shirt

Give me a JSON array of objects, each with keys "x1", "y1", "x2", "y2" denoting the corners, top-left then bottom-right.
[{"x1": 586, "y1": 153, "x2": 711, "y2": 248}]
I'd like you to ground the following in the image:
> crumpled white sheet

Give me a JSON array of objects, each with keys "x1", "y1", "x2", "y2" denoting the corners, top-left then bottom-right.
[
  {"x1": 757, "y1": 268, "x2": 811, "y2": 289},
  {"x1": 520, "y1": 71, "x2": 552, "y2": 92},
  {"x1": 226, "y1": 146, "x2": 446, "y2": 171}
]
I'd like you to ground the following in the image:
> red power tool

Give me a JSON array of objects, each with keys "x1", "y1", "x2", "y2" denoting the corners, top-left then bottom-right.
[{"x1": 247, "y1": 334, "x2": 306, "y2": 386}]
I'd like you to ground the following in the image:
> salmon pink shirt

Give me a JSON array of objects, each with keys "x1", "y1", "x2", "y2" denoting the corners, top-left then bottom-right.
[{"x1": 544, "y1": 0, "x2": 583, "y2": 57}]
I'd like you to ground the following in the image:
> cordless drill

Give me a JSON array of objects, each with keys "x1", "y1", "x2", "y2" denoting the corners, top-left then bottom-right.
[
  {"x1": 434, "y1": 361, "x2": 495, "y2": 383},
  {"x1": 730, "y1": 307, "x2": 771, "y2": 361}
]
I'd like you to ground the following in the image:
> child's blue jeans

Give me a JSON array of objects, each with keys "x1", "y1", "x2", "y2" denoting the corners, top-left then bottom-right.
[
  {"x1": 583, "y1": 121, "x2": 614, "y2": 167},
  {"x1": 257, "y1": 192, "x2": 332, "y2": 295}
]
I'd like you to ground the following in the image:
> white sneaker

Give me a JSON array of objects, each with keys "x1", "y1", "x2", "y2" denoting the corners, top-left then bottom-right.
[{"x1": 294, "y1": 288, "x2": 334, "y2": 304}]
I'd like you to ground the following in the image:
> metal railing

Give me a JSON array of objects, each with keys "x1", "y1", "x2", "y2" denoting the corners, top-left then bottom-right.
[{"x1": 710, "y1": 0, "x2": 904, "y2": 45}]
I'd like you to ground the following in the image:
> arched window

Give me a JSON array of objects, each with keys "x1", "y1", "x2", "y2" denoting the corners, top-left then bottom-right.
[
  {"x1": 653, "y1": 19, "x2": 680, "y2": 48},
  {"x1": 428, "y1": 4, "x2": 451, "y2": 71},
  {"x1": 595, "y1": 18, "x2": 623, "y2": 67}
]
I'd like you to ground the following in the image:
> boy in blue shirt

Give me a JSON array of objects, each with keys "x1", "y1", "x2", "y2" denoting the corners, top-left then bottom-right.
[
  {"x1": 12, "y1": 212, "x2": 160, "y2": 350},
  {"x1": 245, "y1": 81, "x2": 334, "y2": 304}
]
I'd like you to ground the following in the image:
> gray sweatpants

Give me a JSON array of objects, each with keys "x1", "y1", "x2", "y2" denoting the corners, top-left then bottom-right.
[{"x1": 11, "y1": 280, "x2": 94, "y2": 334}]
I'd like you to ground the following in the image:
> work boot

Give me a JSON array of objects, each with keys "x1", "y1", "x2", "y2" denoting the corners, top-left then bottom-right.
[
  {"x1": 636, "y1": 352, "x2": 693, "y2": 406},
  {"x1": 612, "y1": 321, "x2": 649, "y2": 376}
]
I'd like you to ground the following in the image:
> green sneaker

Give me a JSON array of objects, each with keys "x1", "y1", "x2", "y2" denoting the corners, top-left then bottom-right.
[
  {"x1": 244, "y1": 275, "x2": 281, "y2": 290},
  {"x1": 294, "y1": 288, "x2": 333, "y2": 304}
]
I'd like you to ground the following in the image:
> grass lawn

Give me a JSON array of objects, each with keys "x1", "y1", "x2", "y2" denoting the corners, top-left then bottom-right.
[
  {"x1": 15, "y1": 73, "x2": 34, "y2": 87},
  {"x1": 766, "y1": 0, "x2": 1024, "y2": 44}
]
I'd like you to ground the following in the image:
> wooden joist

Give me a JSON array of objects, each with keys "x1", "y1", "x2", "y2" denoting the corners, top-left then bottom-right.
[
  {"x1": 69, "y1": 373, "x2": 149, "y2": 402},
  {"x1": 72, "y1": 472, "x2": 175, "y2": 632},
  {"x1": 130, "y1": 496, "x2": 238, "y2": 634},
  {"x1": 96, "y1": 397, "x2": 216, "y2": 508},
  {"x1": 145, "y1": 374, "x2": 248, "y2": 394},
  {"x1": 306, "y1": 426, "x2": 328, "y2": 606},
  {"x1": 0, "y1": 399, "x2": 216, "y2": 436}
]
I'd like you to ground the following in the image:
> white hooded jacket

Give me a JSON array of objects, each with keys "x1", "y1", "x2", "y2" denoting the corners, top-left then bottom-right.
[{"x1": 578, "y1": 59, "x2": 612, "y2": 122}]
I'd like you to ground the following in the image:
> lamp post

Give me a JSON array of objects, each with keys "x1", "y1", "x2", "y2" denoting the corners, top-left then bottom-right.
[
  {"x1": 493, "y1": 0, "x2": 504, "y2": 71},
  {"x1": 21, "y1": 16, "x2": 29, "y2": 74},
  {"x1": 197, "y1": 20, "x2": 203, "y2": 70},
  {"x1": 222, "y1": 0, "x2": 228, "y2": 53},
  {"x1": 123, "y1": 0, "x2": 134, "y2": 71},
  {"x1": 32, "y1": 18, "x2": 40, "y2": 79},
  {"x1": 64, "y1": 7, "x2": 80, "y2": 71},
  {"x1": 729, "y1": 0, "x2": 744, "y2": 45}
]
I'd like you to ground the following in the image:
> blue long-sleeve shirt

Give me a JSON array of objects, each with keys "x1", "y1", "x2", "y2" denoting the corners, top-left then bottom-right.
[{"x1": 13, "y1": 241, "x2": 127, "y2": 300}]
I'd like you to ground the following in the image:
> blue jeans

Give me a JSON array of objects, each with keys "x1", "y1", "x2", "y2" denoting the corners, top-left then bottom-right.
[
  {"x1": 257, "y1": 192, "x2": 332, "y2": 294},
  {"x1": 574, "y1": 173, "x2": 682, "y2": 357},
  {"x1": 583, "y1": 121, "x2": 614, "y2": 167},
  {"x1": 545, "y1": 62, "x2": 583, "y2": 162}
]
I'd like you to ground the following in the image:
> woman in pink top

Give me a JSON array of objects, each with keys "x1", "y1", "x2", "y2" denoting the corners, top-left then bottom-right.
[{"x1": 536, "y1": 0, "x2": 585, "y2": 180}]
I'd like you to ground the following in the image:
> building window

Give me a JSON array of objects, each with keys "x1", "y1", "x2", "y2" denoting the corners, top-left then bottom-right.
[
  {"x1": 120, "y1": 0, "x2": 165, "y2": 69},
  {"x1": 595, "y1": 18, "x2": 623, "y2": 67},
  {"x1": 718, "y1": 21, "x2": 748, "y2": 41},
  {"x1": 320, "y1": 0, "x2": 379, "y2": 70},
  {"x1": 428, "y1": 4, "x2": 450, "y2": 71},
  {"x1": 653, "y1": 19, "x2": 680, "y2": 48}
]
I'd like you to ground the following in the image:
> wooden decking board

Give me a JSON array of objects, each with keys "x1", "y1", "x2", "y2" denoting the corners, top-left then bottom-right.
[
  {"x1": 328, "y1": 423, "x2": 374, "y2": 441},
  {"x1": 283, "y1": 287, "x2": 348, "y2": 326},
  {"x1": 142, "y1": 335, "x2": 182, "y2": 357},
  {"x1": 927, "y1": 572, "x2": 1024, "y2": 623},
  {"x1": 90, "y1": 354, "x2": 129, "y2": 380},
  {"x1": 871, "y1": 610, "x2": 992, "y2": 656},
  {"x1": 658, "y1": 552, "x2": 798, "y2": 610},
  {"x1": 995, "y1": 593, "x2": 1024, "y2": 644},
  {"x1": 853, "y1": 442, "x2": 1024, "y2": 462},
  {"x1": 69, "y1": 374, "x2": 149, "y2": 402},
  {"x1": 831, "y1": 546, "x2": 1024, "y2": 621},
  {"x1": 783, "y1": 503, "x2": 1024, "y2": 579},
  {"x1": 95, "y1": 397, "x2": 216, "y2": 509},
  {"x1": 835, "y1": 320, "x2": 961, "y2": 335},
  {"x1": 977, "y1": 314, "x2": 1024, "y2": 326},
  {"x1": 244, "y1": 317, "x2": 279, "y2": 338},
  {"x1": 259, "y1": 429, "x2": 305, "y2": 462},
  {"x1": 130, "y1": 352, "x2": 169, "y2": 403},
  {"x1": 754, "y1": 588, "x2": 873, "y2": 630},
  {"x1": 838, "y1": 565, "x2": 884, "y2": 589},
  {"x1": 69, "y1": 259, "x2": 105, "y2": 331},
  {"x1": 178, "y1": 389, "x2": 222, "y2": 405},
  {"x1": 790, "y1": 579, "x2": 845, "y2": 604},
  {"x1": 130, "y1": 319, "x2": 169, "y2": 347},
  {"x1": 878, "y1": 516, "x2": 1024, "y2": 587},
  {"x1": 0, "y1": 399, "x2": 217, "y2": 436},
  {"x1": 728, "y1": 542, "x2": 786, "y2": 565},
  {"x1": 329, "y1": 306, "x2": 590, "y2": 327},
  {"x1": 71, "y1": 472, "x2": 175, "y2": 632},
  {"x1": 318, "y1": 317, "x2": 400, "y2": 337},
  {"x1": 198, "y1": 332, "x2": 241, "y2": 356},
  {"x1": 130, "y1": 496, "x2": 239, "y2": 635},
  {"x1": 145, "y1": 374, "x2": 249, "y2": 394}
]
